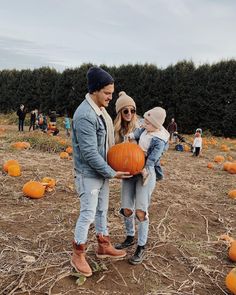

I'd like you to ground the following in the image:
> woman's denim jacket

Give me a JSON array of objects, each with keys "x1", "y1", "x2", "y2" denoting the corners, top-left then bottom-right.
[
  {"x1": 132, "y1": 128, "x2": 169, "y2": 181},
  {"x1": 72, "y1": 97, "x2": 116, "y2": 179}
]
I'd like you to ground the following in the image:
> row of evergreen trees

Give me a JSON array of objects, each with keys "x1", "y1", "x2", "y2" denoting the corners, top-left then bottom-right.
[{"x1": 0, "y1": 60, "x2": 235, "y2": 136}]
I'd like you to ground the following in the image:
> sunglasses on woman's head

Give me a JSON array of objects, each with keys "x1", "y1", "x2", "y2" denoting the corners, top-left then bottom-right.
[{"x1": 122, "y1": 108, "x2": 136, "y2": 115}]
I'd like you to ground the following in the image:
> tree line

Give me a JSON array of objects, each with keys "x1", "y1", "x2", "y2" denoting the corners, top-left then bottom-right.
[{"x1": 0, "y1": 60, "x2": 235, "y2": 136}]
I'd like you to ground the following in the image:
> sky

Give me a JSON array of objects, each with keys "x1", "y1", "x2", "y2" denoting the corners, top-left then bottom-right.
[{"x1": 0, "y1": 0, "x2": 236, "y2": 71}]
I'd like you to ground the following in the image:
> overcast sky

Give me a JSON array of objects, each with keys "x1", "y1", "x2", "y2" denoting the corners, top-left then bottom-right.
[{"x1": 0, "y1": 0, "x2": 235, "y2": 71}]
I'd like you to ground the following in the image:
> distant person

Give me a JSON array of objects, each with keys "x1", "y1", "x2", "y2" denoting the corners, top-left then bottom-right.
[
  {"x1": 167, "y1": 118, "x2": 177, "y2": 143},
  {"x1": 16, "y1": 104, "x2": 26, "y2": 132},
  {"x1": 64, "y1": 114, "x2": 71, "y2": 137},
  {"x1": 29, "y1": 109, "x2": 36, "y2": 131}
]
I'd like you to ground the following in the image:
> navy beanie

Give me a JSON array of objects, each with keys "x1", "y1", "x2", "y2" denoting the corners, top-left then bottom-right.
[{"x1": 87, "y1": 67, "x2": 114, "y2": 93}]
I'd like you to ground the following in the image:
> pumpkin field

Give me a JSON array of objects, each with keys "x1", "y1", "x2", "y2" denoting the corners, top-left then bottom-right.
[{"x1": 0, "y1": 123, "x2": 236, "y2": 295}]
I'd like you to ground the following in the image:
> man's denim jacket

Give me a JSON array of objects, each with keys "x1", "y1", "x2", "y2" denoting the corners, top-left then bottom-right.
[
  {"x1": 132, "y1": 128, "x2": 169, "y2": 181},
  {"x1": 72, "y1": 97, "x2": 116, "y2": 179}
]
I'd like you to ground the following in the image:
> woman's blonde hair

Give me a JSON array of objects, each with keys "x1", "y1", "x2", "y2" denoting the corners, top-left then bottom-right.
[{"x1": 114, "y1": 111, "x2": 138, "y2": 144}]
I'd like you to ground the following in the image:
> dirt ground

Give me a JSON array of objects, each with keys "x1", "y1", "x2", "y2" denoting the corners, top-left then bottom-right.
[{"x1": 0, "y1": 125, "x2": 236, "y2": 295}]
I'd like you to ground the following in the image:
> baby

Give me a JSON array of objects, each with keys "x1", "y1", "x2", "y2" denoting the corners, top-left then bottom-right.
[{"x1": 128, "y1": 107, "x2": 170, "y2": 185}]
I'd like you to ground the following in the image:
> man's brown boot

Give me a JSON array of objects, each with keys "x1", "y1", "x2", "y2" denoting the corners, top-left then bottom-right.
[
  {"x1": 71, "y1": 241, "x2": 92, "y2": 277},
  {"x1": 96, "y1": 234, "x2": 127, "y2": 259}
]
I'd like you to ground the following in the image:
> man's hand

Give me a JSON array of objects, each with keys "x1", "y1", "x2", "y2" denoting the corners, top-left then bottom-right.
[{"x1": 114, "y1": 171, "x2": 132, "y2": 179}]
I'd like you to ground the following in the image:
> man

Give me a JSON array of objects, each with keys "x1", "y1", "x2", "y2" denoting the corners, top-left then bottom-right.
[
  {"x1": 16, "y1": 104, "x2": 26, "y2": 131},
  {"x1": 71, "y1": 66, "x2": 130, "y2": 277},
  {"x1": 167, "y1": 118, "x2": 177, "y2": 143}
]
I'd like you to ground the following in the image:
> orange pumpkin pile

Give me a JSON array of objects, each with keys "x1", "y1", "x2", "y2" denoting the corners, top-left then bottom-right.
[{"x1": 107, "y1": 142, "x2": 145, "y2": 175}]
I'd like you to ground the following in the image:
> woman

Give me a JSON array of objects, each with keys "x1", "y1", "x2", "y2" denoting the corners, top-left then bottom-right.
[
  {"x1": 114, "y1": 91, "x2": 141, "y2": 260},
  {"x1": 114, "y1": 91, "x2": 139, "y2": 144},
  {"x1": 114, "y1": 93, "x2": 169, "y2": 265}
]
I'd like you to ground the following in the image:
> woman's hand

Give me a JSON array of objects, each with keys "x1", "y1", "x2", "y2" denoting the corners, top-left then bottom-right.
[{"x1": 114, "y1": 171, "x2": 132, "y2": 179}]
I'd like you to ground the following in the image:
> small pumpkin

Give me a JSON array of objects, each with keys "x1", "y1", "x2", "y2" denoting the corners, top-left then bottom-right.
[
  {"x1": 226, "y1": 268, "x2": 236, "y2": 294},
  {"x1": 207, "y1": 162, "x2": 214, "y2": 169},
  {"x1": 23, "y1": 181, "x2": 45, "y2": 199},
  {"x1": 41, "y1": 177, "x2": 56, "y2": 188},
  {"x1": 223, "y1": 162, "x2": 232, "y2": 171},
  {"x1": 227, "y1": 163, "x2": 236, "y2": 174},
  {"x1": 214, "y1": 155, "x2": 225, "y2": 163},
  {"x1": 107, "y1": 142, "x2": 145, "y2": 175},
  {"x1": 228, "y1": 190, "x2": 236, "y2": 199},
  {"x1": 8, "y1": 164, "x2": 21, "y2": 177},
  {"x1": 11, "y1": 141, "x2": 30, "y2": 149},
  {"x1": 227, "y1": 155, "x2": 233, "y2": 161},
  {"x1": 3, "y1": 159, "x2": 19, "y2": 172},
  {"x1": 66, "y1": 146, "x2": 73, "y2": 154},
  {"x1": 229, "y1": 241, "x2": 236, "y2": 262},
  {"x1": 60, "y1": 151, "x2": 69, "y2": 159}
]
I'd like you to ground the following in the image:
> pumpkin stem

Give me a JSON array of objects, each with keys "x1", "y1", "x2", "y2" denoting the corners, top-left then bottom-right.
[{"x1": 219, "y1": 234, "x2": 234, "y2": 244}]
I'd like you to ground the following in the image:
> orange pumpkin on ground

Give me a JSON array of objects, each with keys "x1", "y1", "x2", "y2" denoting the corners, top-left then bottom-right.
[
  {"x1": 66, "y1": 146, "x2": 73, "y2": 154},
  {"x1": 228, "y1": 190, "x2": 236, "y2": 199},
  {"x1": 107, "y1": 142, "x2": 145, "y2": 175},
  {"x1": 229, "y1": 241, "x2": 236, "y2": 262},
  {"x1": 214, "y1": 155, "x2": 225, "y2": 163},
  {"x1": 3, "y1": 159, "x2": 19, "y2": 172},
  {"x1": 220, "y1": 234, "x2": 236, "y2": 262},
  {"x1": 225, "y1": 268, "x2": 236, "y2": 294},
  {"x1": 11, "y1": 141, "x2": 31, "y2": 149},
  {"x1": 60, "y1": 151, "x2": 69, "y2": 159},
  {"x1": 23, "y1": 181, "x2": 45, "y2": 199},
  {"x1": 8, "y1": 165, "x2": 21, "y2": 177},
  {"x1": 223, "y1": 162, "x2": 232, "y2": 171},
  {"x1": 41, "y1": 177, "x2": 56, "y2": 188},
  {"x1": 227, "y1": 163, "x2": 236, "y2": 174},
  {"x1": 207, "y1": 162, "x2": 214, "y2": 169}
]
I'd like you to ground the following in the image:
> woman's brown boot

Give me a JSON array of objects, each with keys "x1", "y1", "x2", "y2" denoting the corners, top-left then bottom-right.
[
  {"x1": 96, "y1": 234, "x2": 127, "y2": 259},
  {"x1": 71, "y1": 241, "x2": 92, "y2": 277}
]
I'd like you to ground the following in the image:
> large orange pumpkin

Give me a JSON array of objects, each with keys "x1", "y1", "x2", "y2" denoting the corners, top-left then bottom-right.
[
  {"x1": 3, "y1": 159, "x2": 19, "y2": 172},
  {"x1": 107, "y1": 142, "x2": 145, "y2": 175},
  {"x1": 226, "y1": 268, "x2": 236, "y2": 294},
  {"x1": 23, "y1": 181, "x2": 45, "y2": 199}
]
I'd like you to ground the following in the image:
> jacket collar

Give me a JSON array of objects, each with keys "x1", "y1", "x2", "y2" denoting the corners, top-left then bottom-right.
[{"x1": 86, "y1": 93, "x2": 103, "y2": 116}]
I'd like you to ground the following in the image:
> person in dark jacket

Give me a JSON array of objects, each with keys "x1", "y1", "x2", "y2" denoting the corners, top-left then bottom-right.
[
  {"x1": 29, "y1": 109, "x2": 36, "y2": 131},
  {"x1": 16, "y1": 104, "x2": 26, "y2": 131},
  {"x1": 167, "y1": 118, "x2": 177, "y2": 142}
]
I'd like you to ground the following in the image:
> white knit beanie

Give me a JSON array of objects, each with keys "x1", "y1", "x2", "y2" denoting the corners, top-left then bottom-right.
[
  {"x1": 115, "y1": 91, "x2": 136, "y2": 114},
  {"x1": 144, "y1": 107, "x2": 166, "y2": 129}
]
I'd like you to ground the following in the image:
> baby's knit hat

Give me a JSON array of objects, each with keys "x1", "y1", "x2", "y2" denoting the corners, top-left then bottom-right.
[
  {"x1": 115, "y1": 91, "x2": 136, "y2": 114},
  {"x1": 87, "y1": 67, "x2": 114, "y2": 93},
  {"x1": 144, "y1": 107, "x2": 166, "y2": 129}
]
